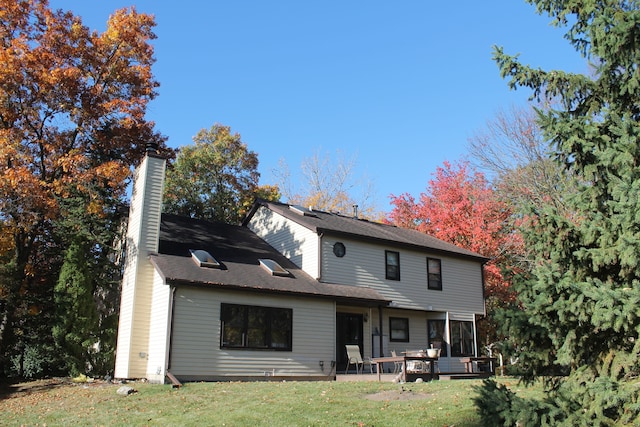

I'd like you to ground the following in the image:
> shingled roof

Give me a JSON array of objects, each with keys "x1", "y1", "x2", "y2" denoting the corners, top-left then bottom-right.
[
  {"x1": 244, "y1": 200, "x2": 489, "y2": 262},
  {"x1": 150, "y1": 214, "x2": 390, "y2": 305}
]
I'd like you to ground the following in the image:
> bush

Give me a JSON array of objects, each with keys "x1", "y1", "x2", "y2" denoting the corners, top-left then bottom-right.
[
  {"x1": 9, "y1": 342, "x2": 65, "y2": 380},
  {"x1": 473, "y1": 379, "x2": 562, "y2": 426}
]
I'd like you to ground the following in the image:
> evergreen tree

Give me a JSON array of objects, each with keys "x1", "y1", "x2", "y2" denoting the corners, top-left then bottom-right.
[
  {"x1": 52, "y1": 188, "x2": 125, "y2": 377},
  {"x1": 476, "y1": 1, "x2": 640, "y2": 425},
  {"x1": 53, "y1": 239, "x2": 99, "y2": 376}
]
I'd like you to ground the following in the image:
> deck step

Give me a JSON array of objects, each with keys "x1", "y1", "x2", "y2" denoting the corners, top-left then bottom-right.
[{"x1": 165, "y1": 371, "x2": 182, "y2": 388}]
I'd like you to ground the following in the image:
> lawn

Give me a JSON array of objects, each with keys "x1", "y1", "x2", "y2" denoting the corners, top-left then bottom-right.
[{"x1": 0, "y1": 377, "x2": 540, "y2": 426}]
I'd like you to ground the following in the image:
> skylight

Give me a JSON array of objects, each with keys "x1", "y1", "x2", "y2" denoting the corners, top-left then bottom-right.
[
  {"x1": 259, "y1": 258, "x2": 290, "y2": 277},
  {"x1": 289, "y1": 205, "x2": 318, "y2": 217},
  {"x1": 190, "y1": 249, "x2": 221, "y2": 268}
]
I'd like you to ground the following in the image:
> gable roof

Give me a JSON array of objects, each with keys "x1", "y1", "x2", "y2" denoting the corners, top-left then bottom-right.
[
  {"x1": 150, "y1": 213, "x2": 390, "y2": 305},
  {"x1": 244, "y1": 200, "x2": 490, "y2": 262}
]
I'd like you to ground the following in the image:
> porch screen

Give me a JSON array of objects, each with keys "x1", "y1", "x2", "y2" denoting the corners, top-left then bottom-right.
[
  {"x1": 427, "y1": 320, "x2": 448, "y2": 357},
  {"x1": 220, "y1": 303, "x2": 292, "y2": 351},
  {"x1": 450, "y1": 320, "x2": 474, "y2": 357}
]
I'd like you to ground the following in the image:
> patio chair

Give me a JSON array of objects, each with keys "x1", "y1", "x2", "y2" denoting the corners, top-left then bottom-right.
[
  {"x1": 344, "y1": 344, "x2": 374, "y2": 374},
  {"x1": 390, "y1": 350, "x2": 402, "y2": 374}
]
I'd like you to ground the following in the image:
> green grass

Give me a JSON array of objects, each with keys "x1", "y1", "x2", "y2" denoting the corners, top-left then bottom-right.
[{"x1": 1, "y1": 377, "x2": 540, "y2": 426}]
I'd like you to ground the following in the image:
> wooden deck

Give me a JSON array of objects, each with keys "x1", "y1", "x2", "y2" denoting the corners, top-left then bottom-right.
[{"x1": 336, "y1": 372, "x2": 493, "y2": 382}]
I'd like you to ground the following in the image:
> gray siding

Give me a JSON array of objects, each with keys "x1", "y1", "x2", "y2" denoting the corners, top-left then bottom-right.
[
  {"x1": 169, "y1": 287, "x2": 336, "y2": 379},
  {"x1": 248, "y1": 206, "x2": 319, "y2": 277},
  {"x1": 322, "y1": 237, "x2": 484, "y2": 314}
]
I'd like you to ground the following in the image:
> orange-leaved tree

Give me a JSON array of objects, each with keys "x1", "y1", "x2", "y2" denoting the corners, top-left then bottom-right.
[
  {"x1": 0, "y1": 0, "x2": 169, "y2": 377},
  {"x1": 387, "y1": 161, "x2": 519, "y2": 344}
]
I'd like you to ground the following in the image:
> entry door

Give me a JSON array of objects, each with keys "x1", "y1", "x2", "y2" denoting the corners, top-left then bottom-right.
[{"x1": 336, "y1": 312, "x2": 363, "y2": 370}]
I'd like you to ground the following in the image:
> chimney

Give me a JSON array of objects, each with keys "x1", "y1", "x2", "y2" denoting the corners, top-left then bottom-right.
[
  {"x1": 145, "y1": 141, "x2": 159, "y2": 155},
  {"x1": 114, "y1": 145, "x2": 166, "y2": 380}
]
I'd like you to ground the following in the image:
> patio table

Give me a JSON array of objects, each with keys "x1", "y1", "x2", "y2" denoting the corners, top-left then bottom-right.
[{"x1": 371, "y1": 354, "x2": 438, "y2": 382}]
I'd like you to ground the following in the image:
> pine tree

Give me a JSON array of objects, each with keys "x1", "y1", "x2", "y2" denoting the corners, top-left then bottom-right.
[
  {"x1": 476, "y1": 1, "x2": 640, "y2": 424},
  {"x1": 53, "y1": 239, "x2": 99, "y2": 376}
]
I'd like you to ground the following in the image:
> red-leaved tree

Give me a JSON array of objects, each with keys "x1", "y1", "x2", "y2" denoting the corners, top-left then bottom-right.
[{"x1": 388, "y1": 161, "x2": 519, "y2": 342}]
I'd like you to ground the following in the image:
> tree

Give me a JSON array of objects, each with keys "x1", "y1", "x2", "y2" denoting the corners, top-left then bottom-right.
[
  {"x1": 53, "y1": 239, "x2": 99, "y2": 376},
  {"x1": 275, "y1": 149, "x2": 378, "y2": 218},
  {"x1": 476, "y1": 1, "x2": 640, "y2": 424},
  {"x1": 468, "y1": 104, "x2": 577, "y2": 214},
  {"x1": 54, "y1": 188, "x2": 124, "y2": 376},
  {"x1": 387, "y1": 161, "x2": 516, "y2": 345},
  {"x1": 163, "y1": 124, "x2": 279, "y2": 224},
  {"x1": 0, "y1": 0, "x2": 168, "y2": 377}
]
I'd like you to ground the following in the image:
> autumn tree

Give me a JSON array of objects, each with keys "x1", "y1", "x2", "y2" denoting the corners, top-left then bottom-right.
[
  {"x1": 468, "y1": 104, "x2": 577, "y2": 214},
  {"x1": 0, "y1": 0, "x2": 168, "y2": 377},
  {"x1": 163, "y1": 124, "x2": 279, "y2": 224},
  {"x1": 475, "y1": 1, "x2": 640, "y2": 424},
  {"x1": 388, "y1": 161, "x2": 516, "y2": 343},
  {"x1": 275, "y1": 149, "x2": 378, "y2": 218}
]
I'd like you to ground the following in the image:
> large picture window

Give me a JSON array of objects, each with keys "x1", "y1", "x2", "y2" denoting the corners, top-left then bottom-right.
[
  {"x1": 450, "y1": 320, "x2": 474, "y2": 357},
  {"x1": 385, "y1": 250, "x2": 400, "y2": 280},
  {"x1": 427, "y1": 258, "x2": 442, "y2": 290},
  {"x1": 221, "y1": 303, "x2": 292, "y2": 351},
  {"x1": 389, "y1": 317, "x2": 409, "y2": 342},
  {"x1": 427, "y1": 319, "x2": 448, "y2": 357}
]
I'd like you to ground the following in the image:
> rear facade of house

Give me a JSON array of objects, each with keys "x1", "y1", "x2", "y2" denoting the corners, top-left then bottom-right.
[{"x1": 114, "y1": 151, "x2": 488, "y2": 383}]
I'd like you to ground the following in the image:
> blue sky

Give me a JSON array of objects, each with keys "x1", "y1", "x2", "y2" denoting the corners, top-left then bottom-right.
[{"x1": 51, "y1": 1, "x2": 589, "y2": 213}]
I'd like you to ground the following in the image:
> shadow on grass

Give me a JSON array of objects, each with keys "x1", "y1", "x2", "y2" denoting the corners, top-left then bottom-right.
[{"x1": 0, "y1": 378, "x2": 68, "y2": 401}]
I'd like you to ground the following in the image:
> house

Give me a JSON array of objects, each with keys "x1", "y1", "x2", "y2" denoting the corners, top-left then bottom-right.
[{"x1": 114, "y1": 149, "x2": 489, "y2": 383}]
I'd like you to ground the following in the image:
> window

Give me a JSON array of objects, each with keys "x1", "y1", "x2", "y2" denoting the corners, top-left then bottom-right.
[
  {"x1": 389, "y1": 317, "x2": 409, "y2": 342},
  {"x1": 450, "y1": 320, "x2": 475, "y2": 356},
  {"x1": 220, "y1": 303, "x2": 292, "y2": 351},
  {"x1": 427, "y1": 258, "x2": 442, "y2": 290},
  {"x1": 427, "y1": 320, "x2": 447, "y2": 357},
  {"x1": 385, "y1": 250, "x2": 400, "y2": 280},
  {"x1": 333, "y1": 242, "x2": 346, "y2": 257}
]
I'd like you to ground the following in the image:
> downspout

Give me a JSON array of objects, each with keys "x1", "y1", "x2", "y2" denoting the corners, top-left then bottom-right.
[
  {"x1": 445, "y1": 311, "x2": 451, "y2": 372},
  {"x1": 480, "y1": 260, "x2": 488, "y2": 317},
  {"x1": 473, "y1": 315, "x2": 479, "y2": 358},
  {"x1": 317, "y1": 232, "x2": 324, "y2": 281},
  {"x1": 479, "y1": 259, "x2": 488, "y2": 356},
  {"x1": 378, "y1": 305, "x2": 384, "y2": 358},
  {"x1": 166, "y1": 286, "x2": 177, "y2": 372}
]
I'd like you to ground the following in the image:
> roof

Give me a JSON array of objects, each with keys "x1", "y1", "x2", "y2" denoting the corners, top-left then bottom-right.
[
  {"x1": 152, "y1": 214, "x2": 390, "y2": 305},
  {"x1": 244, "y1": 200, "x2": 489, "y2": 262}
]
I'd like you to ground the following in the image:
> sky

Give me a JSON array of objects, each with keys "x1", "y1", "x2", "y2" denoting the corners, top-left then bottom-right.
[{"x1": 50, "y1": 1, "x2": 589, "y2": 213}]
